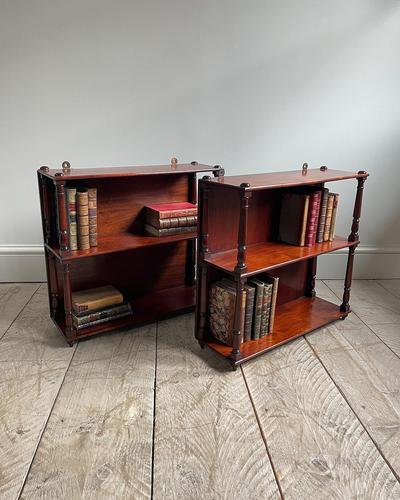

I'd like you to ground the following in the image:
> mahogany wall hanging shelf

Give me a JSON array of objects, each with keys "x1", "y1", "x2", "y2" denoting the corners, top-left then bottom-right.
[{"x1": 195, "y1": 167, "x2": 368, "y2": 369}]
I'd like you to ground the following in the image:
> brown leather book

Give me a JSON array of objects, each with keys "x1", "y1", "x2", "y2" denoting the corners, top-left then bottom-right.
[
  {"x1": 317, "y1": 188, "x2": 329, "y2": 243},
  {"x1": 305, "y1": 191, "x2": 322, "y2": 246},
  {"x1": 220, "y1": 279, "x2": 254, "y2": 342},
  {"x1": 72, "y1": 285, "x2": 124, "y2": 314},
  {"x1": 146, "y1": 215, "x2": 198, "y2": 229},
  {"x1": 209, "y1": 281, "x2": 246, "y2": 346},
  {"x1": 265, "y1": 274, "x2": 279, "y2": 334},
  {"x1": 77, "y1": 189, "x2": 90, "y2": 250},
  {"x1": 87, "y1": 188, "x2": 98, "y2": 247},
  {"x1": 329, "y1": 193, "x2": 339, "y2": 241},
  {"x1": 144, "y1": 224, "x2": 196, "y2": 237},
  {"x1": 279, "y1": 193, "x2": 310, "y2": 246},
  {"x1": 323, "y1": 193, "x2": 335, "y2": 241},
  {"x1": 66, "y1": 188, "x2": 78, "y2": 250}
]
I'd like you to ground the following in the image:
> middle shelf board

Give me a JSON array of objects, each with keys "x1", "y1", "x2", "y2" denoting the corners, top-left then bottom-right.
[
  {"x1": 47, "y1": 231, "x2": 197, "y2": 261},
  {"x1": 204, "y1": 236, "x2": 358, "y2": 276}
]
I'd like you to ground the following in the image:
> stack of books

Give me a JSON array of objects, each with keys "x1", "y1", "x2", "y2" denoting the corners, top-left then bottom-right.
[
  {"x1": 144, "y1": 202, "x2": 197, "y2": 236},
  {"x1": 66, "y1": 187, "x2": 98, "y2": 250},
  {"x1": 71, "y1": 285, "x2": 132, "y2": 330},
  {"x1": 279, "y1": 188, "x2": 339, "y2": 246},
  {"x1": 208, "y1": 276, "x2": 279, "y2": 346}
]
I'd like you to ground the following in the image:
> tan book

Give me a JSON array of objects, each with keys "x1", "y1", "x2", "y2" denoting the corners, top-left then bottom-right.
[
  {"x1": 329, "y1": 193, "x2": 339, "y2": 241},
  {"x1": 323, "y1": 193, "x2": 335, "y2": 241},
  {"x1": 265, "y1": 275, "x2": 279, "y2": 333},
  {"x1": 66, "y1": 188, "x2": 78, "y2": 250},
  {"x1": 77, "y1": 190, "x2": 90, "y2": 249},
  {"x1": 209, "y1": 281, "x2": 246, "y2": 346},
  {"x1": 299, "y1": 195, "x2": 310, "y2": 246},
  {"x1": 88, "y1": 188, "x2": 98, "y2": 247},
  {"x1": 72, "y1": 285, "x2": 123, "y2": 314}
]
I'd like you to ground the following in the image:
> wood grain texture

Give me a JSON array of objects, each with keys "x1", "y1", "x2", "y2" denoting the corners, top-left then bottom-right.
[
  {"x1": 243, "y1": 336, "x2": 400, "y2": 499},
  {"x1": 21, "y1": 324, "x2": 156, "y2": 500},
  {"x1": 154, "y1": 314, "x2": 280, "y2": 500},
  {"x1": 0, "y1": 285, "x2": 75, "y2": 500},
  {"x1": 0, "y1": 283, "x2": 40, "y2": 339}
]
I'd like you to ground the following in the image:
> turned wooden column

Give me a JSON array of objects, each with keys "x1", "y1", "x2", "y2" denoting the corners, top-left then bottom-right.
[
  {"x1": 196, "y1": 264, "x2": 208, "y2": 347},
  {"x1": 62, "y1": 262, "x2": 75, "y2": 344},
  {"x1": 55, "y1": 180, "x2": 70, "y2": 251},
  {"x1": 341, "y1": 172, "x2": 367, "y2": 313},
  {"x1": 235, "y1": 184, "x2": 251, "y2": 272}
]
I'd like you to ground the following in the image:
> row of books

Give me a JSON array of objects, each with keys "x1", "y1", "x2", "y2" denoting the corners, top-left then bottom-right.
[
  {"x1": 209, "y1": 275, "x2": 279, "y2": 346},
  {"x1": 66, "y1": 187, "x2": 98, "y2": 250},
  {"x1": 144, "y1": 202, "x2": 197, "y2": 237},
  {"x1": 71, "y1": 285, "x2": 132, "y2": 330},
  {"x1": 279, "y1": 188, "x2": 339, "y2": 247}
]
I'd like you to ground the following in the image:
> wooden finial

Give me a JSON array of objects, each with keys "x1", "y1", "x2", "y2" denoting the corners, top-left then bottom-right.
[
  {"x1": 62, "y1": 161, "x2": 71, "y2": 172},
  {"x1": 320, "y1": 165, "x2": 328, "y2": 171},
  {"x1": 240, "y1": 182, "x2": 250, "y2": 188},
  {"x1": 40, "y1": 166, "x2": 49, "y2": 172}
]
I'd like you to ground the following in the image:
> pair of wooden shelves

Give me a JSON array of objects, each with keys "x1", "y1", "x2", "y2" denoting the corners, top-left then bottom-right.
[
  {"x1": 37, "y1": 161, "x2": 224, "y2": 345},
  {"x1": 195, "y1": 167, "x2": 368, "y2": 369}
]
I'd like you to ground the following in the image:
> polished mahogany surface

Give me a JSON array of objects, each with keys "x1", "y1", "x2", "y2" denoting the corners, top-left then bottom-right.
[
  {"x1": 206, "y1": 296, "x2": 346, "y2": 365},
  {"x1": 207, "y1": 168, "x2": 368, "y2": 190},
  {"x1": 41, "y1": 163, "x2": 215, "y2": 181},
  {"x1": 205, "y1": 236, "x2": 358, "y2": 275}
]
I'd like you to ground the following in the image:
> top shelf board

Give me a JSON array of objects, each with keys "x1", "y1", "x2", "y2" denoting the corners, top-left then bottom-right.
[
  {"x1": 203, "y1": 168, "x2": 368, "y2": 191},
  {"x1": 39, "y1": 163, "x2": 217, "y2": 181}
]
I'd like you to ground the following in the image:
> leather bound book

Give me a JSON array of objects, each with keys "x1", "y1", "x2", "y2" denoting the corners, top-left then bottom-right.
[
  {"x1": 144, "y1": 224, "x2": 196, "y2": 237},
  {"x1": 74, "y1": 309, "x2": 133, "y2": 330},
  {"x1": 329, "y1": 193, "x2": 339, "y2": 241},
  {"x1": 72, "y1": 285, "x2": 123, "y2": 314},
  {"x1": 323, "y1": 193, "x2": 335, "y2": 241},
  {"x1": 266, "y1": 275, "x2": 279, "y2": 334},
  {"x1": 146, "y1": 215, "x2": 198, "y2": 229},
  {"x1": 208, "y1": 281, "x2": 246, "y2": 346},
  {"x1": 220, "y1": 279, "x2": 255, "y2": 342},
  {"x1": 317, "y1": 188, "x2": 329, "y2": 243},
  {"x1": 279, "y1": 193, "x2": 309, "y2": 246},
  {"x1": 299, "y1": 195, "x2": 310, "y2": 246},
  {"x1": 87, "y1": 188, "x2": 98, "y2": 247},
  {"x1": 72, "y1": 302, "x2": 132, "y2": 327},
  {"x1": 77, "y1": 189, "x2": 90, "y2": 250},
  {"x1": 146, "y1": 202, "x2": 197, "y2": 220},
  {"x1": 248, "y1": 279, "x2": 264, "y2": 339},
  {"x1": 66, "y1": 188, "x2": 78, "y2": 250},
  {"x1": 260, "y1": 282, "x2": 273, "y2": 337},
  {"x1": 305, "y1": 191, "x2": 322, "y2": 246}
]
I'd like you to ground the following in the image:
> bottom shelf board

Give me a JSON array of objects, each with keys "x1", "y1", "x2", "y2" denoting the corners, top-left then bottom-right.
[
  {"x1": 206, "y1": 296, "x2": 347, "y2": 366},
  {"x1": 54, "y1": 285, "x2": 195, "y2": 342}
]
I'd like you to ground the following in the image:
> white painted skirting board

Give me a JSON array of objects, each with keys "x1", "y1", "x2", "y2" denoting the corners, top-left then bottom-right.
[{"x1": 0, "y1": 244, "x2": 399, "y2": 282}]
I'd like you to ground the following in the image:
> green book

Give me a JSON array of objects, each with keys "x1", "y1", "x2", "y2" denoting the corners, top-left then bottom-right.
[{"x1": 248, "y1": 279, "x2": 264, "y2": 340}]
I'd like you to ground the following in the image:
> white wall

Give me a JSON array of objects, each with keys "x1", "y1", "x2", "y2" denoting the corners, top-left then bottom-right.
[{"x1": 1, "y1": 0, "x2": 399, "y2": 281}]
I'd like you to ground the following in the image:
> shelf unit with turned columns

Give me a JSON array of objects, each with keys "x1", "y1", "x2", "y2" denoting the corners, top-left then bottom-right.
[{"x1": 195, "y1": 166, "x2": 368, "y2": 369}]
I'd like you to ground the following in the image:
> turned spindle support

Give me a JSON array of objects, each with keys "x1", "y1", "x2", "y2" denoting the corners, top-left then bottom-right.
[
  {"x1": 235, "y1": 184, "x2": 251, "y2": 272},
  {"x1": 55, "y1": 181, "x2": 69, "y2": 251},
  {"x1": 62, "y1": 262, "x2": 75, "y2": 344},
  {"x1": 229, "y1": 276, "x2": 246, "y2": 362},
  {"x1": 341, "y1": 172, "x2": 367, "y2": 313}
]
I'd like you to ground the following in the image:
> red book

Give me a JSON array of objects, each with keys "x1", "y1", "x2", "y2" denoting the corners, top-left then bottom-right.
[
  {"x1": 145, "y1": 202, "x2": 197, "y2": 219},
  {"x1": 305, "y1": 191, "x2": 322, "y2": 246}
]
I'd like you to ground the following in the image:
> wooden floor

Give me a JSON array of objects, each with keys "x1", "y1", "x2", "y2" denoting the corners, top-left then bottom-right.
[{"x1": 1, "y1": 281, "x2": 400, "y2": 499}]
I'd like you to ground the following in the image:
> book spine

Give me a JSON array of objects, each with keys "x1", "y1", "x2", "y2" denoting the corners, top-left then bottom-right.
[
  {"x1": 251, "y1": 283, "x2": 263, "y2": 340},
  {"x1": 209, "y1": 283, "x2": 236, "y2": 346},
  {"x1": 317, "y1": 189, "x2": 329, "y2": 243},
  {"x1": 243, "y1": 287, "x2": 255, "y2": 342},
  {"x1": 146, "y1": 215, "x2": 198, "y2": 229},
  {"x1": 66, "y1": 188, "x2": 78, "y2": 250},
  {"x1": 260, "y1": 284, "x2": 272, "y2": 337},
  {"x1": 305, "y1": 191, "x2": 322, "y2": 246},
  {"x1": 329, "y1": 194, "x2": 339, "y2": 241},
  {"x1": 145, "y1": 225, "x2": 196, "y2": 237},
  {"x1": 73, "y1": 294, "x2": 123, "y2": 314},
  {"x1": 73, "y1": 303, "x2": 132, "y2": 326},
  {"x1": 268, "y1": 277, "x2": 279, "y2": 334},
  {"x1": 299, "y1": 195, "x2": 310, "y2": 246},
  {"x1": 75, "y1": 310, "x2": 133, "y2": 330},
  {"x1": 87, "y1": 188, "x2": 98, "y2": 247},
  {"x1": 77, "y1": 190, "x2": 90, "y2": 250},
  {"x1": 323, "y1": 194, "x2": 335, "y2": 241},
  {"x1": 157, "y1": 208, "x2": 198, "y2": 219}
]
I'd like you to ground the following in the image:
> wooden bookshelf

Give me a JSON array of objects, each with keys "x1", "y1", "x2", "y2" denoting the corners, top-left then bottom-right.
[
  {"x1": 195, "y1": 166, "x2": 368, "y2": 369},
  {"x1": 38, "y1": 161, "x2": 224, "y2": 345}
]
